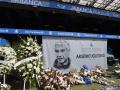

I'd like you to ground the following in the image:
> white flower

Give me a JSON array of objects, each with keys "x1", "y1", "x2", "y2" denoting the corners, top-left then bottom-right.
[
  {"x1": 35, "y1": 67, "x2": 40, "y2": 74},
  {"x1": 26, "y1": 72, "x2": 29, "y2": 75},
  {"x1": 28, "y1": 53, "x2": 31, "y2": 56},
  {"x1": 34, "y1": 48, "x2": 38, "y2": 52},
  {"x1": 41, "y1": 66, "x2": 44, "y2": 69},
  {"x1": 25, "y1": 51, "x2": 29, "y2": 54},
  {"x1": 33, "y1": 66, "x2": 37, "y2": 69},
  {"x1": 27, "y1": 37, "x2": 33, "y2": 42},
  {"x1": 20, "y1": 56, "x2": 23, "y2": 58},
  {"x1": 32, "y1": 74, "x2": 35, "y2": 78},
  {"x1": 19, "y1": 66, "x2": 25, "y2": 71},
  {"x1": 10, "y1": 59, "x2": 16, "y2": 64},
  {"x1": 40, "y1": 62, "x2": 43, "y2": 65},
  {"x1": 27, "y1": 64, "x2": 33, "y2": 69},
  {"x1": 33, "y1": 61, "x2": 36, "y2": 65},
  {"x1": 26, "y1": 42, "x2": 30, "y2": 46},
  {"x1": 1, "y1": 84, "x2": 8, "y2": 88},
  {"x1": 28, "y1": 69, "x2": 32, "y2": 71},
  {"x1": 22, "y1": 73, "x2": 27, "y2": 77},
  {"x1": 27, "y1": 47, "x2": 32, "y2": 51},
  {"x1": 18, "y1": 50, "x2": 20, "y2": 52},
  {"x1": 21, "y1": 45, "x2": 25, "y2": 48}
]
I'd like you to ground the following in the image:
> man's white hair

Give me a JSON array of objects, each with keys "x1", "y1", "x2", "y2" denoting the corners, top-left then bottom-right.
[{"x1": 55, "y1": 40, "x2": 70, "y2": 51}]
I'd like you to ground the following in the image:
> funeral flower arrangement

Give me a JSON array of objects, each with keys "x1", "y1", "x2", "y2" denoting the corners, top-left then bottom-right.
[
  {"x1": 0, "y1": 47, "x2": 17, "y2": 67},
  {"x1": 0, "y1": 46, "x2": 17, "y2": 76},
  {"x1": 14, "y1": 36, "x2": 43, "y2": 90},
  {"x1": 0, "y1": 46, "x2": 17, "y2": 90},
  {"x1": 36, "y1": 66, "x2": 115, "y2": 90},
  {"x1": 15, "y1": 36, "x2": 42, "y2": 60},
  {"x1": 0, "y1": 36, "x2": 118, "y2": 90}
]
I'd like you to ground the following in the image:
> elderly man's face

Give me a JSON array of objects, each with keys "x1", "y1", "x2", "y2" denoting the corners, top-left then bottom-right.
[{"x1": 55, "y1": 43, "x2": 69, "y2": 63}]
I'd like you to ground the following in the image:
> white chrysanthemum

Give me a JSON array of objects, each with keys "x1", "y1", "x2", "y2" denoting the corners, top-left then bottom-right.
[
  {"x1": 32, "y1": 74, "x2": 35, "y2": 78},
  {"x1": 27, "y1": 63, "x2": 33, "y2": 69},
  {"x1": 19, "y1": 66, "x2": 25, "y2": 71},
  {"x1": 25, "y1": 51, "x2": 29, "y2": 54},
  {"x1": 1, "y1": 84, "x2": 8, "y2": 88},
  {"x1": 28, "y1": 69, "x2": 32, "y2": 71},
  {"x1": 35, "y1": 67, "x2": 40, "y2": 74},
  {"x1": 26, "y1": 42, "x2": 30, "y2": 46},
  {"x1": 41, "y1": 66, "x2": 44, "y2": 69},
  {"x1": 33, "y1": 66, "x2": 37, "y2": 69},
  {"x1": 0, "y1": 47, "x2": 17, "y2": 66},
  {"x1": 34, "y1": 48, "x2": 38, "y2": 52},
  {"x1": 22, "y1": 72, "x2": 27, "y2": 77},
  {"x1": 21, "y1": 45, "x2": 25, "y2": 48}
]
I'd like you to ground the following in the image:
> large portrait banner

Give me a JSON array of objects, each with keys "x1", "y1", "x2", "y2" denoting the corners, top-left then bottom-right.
[{"x1": 42, "y1": 36, "x2": 107, "y2": 73}]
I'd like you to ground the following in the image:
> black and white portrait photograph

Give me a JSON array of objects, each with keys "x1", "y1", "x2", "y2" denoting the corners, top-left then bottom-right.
[{"x1": 53, "y1": 40, "x2": 71, "y2": 69}]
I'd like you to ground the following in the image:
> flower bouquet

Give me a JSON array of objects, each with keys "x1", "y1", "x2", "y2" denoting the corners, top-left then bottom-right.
[{"x1": 14, "y1": 36, "x2": 43, "y2": 90}]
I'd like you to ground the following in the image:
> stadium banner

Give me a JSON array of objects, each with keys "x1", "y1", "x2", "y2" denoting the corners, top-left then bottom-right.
[
  {"x1": 0, "y1": 28, "x2": 119, "y2": 39},
  {"x1": 42, "y1": 36, "x2": 107, "y2": 73},
  {"x1": 0, "y1": 0, "x2": 120, "y2": 19}
]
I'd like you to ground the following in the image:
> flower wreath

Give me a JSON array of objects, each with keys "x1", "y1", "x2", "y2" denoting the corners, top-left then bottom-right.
[
  {"x1": 14, "y1": 36, "x2": 43, "y2": 73},
  {"x1": 14, "y1": 36, "x2": 43, "y2": 90}
]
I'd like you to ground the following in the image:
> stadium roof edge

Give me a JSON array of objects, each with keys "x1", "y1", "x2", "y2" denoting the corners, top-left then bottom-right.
[{"x1": 0, "y1": 0, "x2": 120, "y2": 19}]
